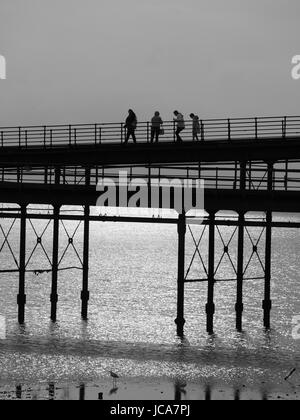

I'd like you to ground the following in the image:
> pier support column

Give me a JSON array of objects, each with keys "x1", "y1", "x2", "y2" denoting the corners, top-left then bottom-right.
[
  {"x1": 263, "y1": 162, "x2": 273, "y2": 329},
  {"x1": 17, "y1": 205, "x2": 27, "y2": 324},
  {"x1": 81, "y1": 205, "x2": 90, "y2": 320},
  {"x1": 175, "y1": 212, "x2": 186, "y2": 336},
  {"x1": 206, "y1": 211, "x2": 216, "y2": 334},
  {"x1": 263, "y1": 210, "x2": 272, "y2": 329},
  {"x1": 50, "y1": 205, "x2": 60, "y2": 322},
  {"x1": 236, "y1": 162, "x2": 246, "y2": 331},
  {"x1": 236, "y1": 212, "x2": 245, "y2": 332}
]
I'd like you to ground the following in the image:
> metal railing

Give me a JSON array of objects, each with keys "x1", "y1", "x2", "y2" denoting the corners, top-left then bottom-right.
[
  {"x1": 0, "y1": 116, "x2": 300, "y2": 149},
  {"x1": 1, "y1": 161, "x2": 300, "y2": 192}
]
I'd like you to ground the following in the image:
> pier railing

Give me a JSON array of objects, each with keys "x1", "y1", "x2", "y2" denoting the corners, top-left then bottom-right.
[
  {"x1": 0, "y1": 116, "x2": 300, "y2": 148},
  {"x1": 1, "y1": 162, "x2": 300, "y2": 192}
]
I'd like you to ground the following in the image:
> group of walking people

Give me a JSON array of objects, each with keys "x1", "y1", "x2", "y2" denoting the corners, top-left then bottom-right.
[{"x1": 124, "y1": 109, "x2": 201, "y2": 144}]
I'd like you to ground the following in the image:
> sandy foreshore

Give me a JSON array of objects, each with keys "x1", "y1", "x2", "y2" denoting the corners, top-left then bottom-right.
[{"x1": 0, "y1": 376, "x2": 299, "y2": 400}]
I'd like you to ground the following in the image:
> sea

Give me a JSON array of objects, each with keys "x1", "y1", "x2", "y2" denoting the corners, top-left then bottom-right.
[{"x1": 0, "y1": 208, "x2": 299, "y2": 400}]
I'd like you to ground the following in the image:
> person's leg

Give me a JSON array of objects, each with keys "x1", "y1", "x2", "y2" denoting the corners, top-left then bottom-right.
[
  {"x1": 132, "y1": 129, "x2": 137, "y2": 144},
  {"x1": 176, "y1": 127, "x2": 183, "y2": 142},
  {"x1": 151, "y1": 128, "x2": 155, "y2": 143},
  {"x1": 125, "y1": 128, "x2": 130, "y2": 144}
]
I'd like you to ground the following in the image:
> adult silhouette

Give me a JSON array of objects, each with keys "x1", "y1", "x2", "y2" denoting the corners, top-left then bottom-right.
[
  {"x1": 124, "y1": 109, "x2": 137, "y2": 144},
  {"x1": 151, "y1": 111, "x2": 163, "y2": 143},
  {"x1": 173, "y1": 111, "x2": 185, "y2": 142}
]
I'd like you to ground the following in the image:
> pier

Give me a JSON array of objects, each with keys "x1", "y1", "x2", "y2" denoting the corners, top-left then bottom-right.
[{"x1": 1, "y1": 115, "x2": 300, "y2": 335}]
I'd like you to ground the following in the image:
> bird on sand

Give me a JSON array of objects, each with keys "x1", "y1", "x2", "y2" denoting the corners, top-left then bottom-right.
[{"x1": 109, "y1": 371, "x2": 119, "y2": 387}]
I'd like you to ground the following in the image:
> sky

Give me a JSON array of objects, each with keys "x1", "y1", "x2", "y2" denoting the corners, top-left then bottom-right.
[{"x1": 0, "y1": 0, "x2": 300, "y2": 126}]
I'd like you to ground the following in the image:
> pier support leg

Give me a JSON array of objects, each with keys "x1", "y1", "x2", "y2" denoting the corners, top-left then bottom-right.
[
  {"x1": 175, "y1": 213, "x2": 186, "y2": 336},
  {"x1": 206, "y1": 212, "x2": 216, "y2": 335},
  {"x1": 236, "y1": 212, "x2": 245, "y2": 332},
  {"x1": 50, "y1": 206, "x2": 60, "y2": 322},
  {"x1": 263, "y1": 162, "x2": 273, "y2": 330},
  {"x1": 17, "y1": 205, "x2": 27, "y2": 324},
  {"x1": 81, "y1": 205, "x2": 90, "y2": 320},
  {"x1": 263, "y1": 210, "x2": 272, "y2": 329}
]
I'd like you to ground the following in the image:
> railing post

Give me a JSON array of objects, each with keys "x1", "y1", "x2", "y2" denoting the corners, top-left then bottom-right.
[
  {"x1": 94, "y1": 124, "x2": 97, "y2": 146},
  {"x1": 255, "y1": 118, "x2": 258, "y2": 140},
  {"x1": 201, "y1": 121, "x2": 205, "y2": 142},
  {"x1": 228, "y1": 119, "x2": 231, "y2": 141},
  {"x1": 69, "y1": 125, "x2": 72, "y2": 147},
  {"x1": 18, "y1": 127, "x2": 21, "y2": 148},
  {"x1": 282, "y1": 116, "x2": 287, "y2": 139},
  {"x1": 74, "y1": 128, "x2": 77, "y2": 146},
  {"x1": 44, "y1": 126, "x2": 46, "y2": 148},
  {"x1": 173, "y1": 121, "x2": 176, "y2": 143},
  {"x1": 121, "y1": 123, "x2": 124, "y2": 144},
  {"x1": 147, "y1": 122, "x2": 150, "y2": 143},
  {"x1": 55, "y1": 167, "x2": 60, "y2": 185}
]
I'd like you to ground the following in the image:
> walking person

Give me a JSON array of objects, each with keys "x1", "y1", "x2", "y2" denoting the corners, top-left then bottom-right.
[
  {"x1": 190, "y1": 113, "x2": 200, "y2": 141},
  {"x1": 124, "y1": 109, "x2": 137, "y2": 144},
  {"x1": 173, "y1": 111, "x2": 185, "y2": 142},
  {"x1": 151, "y1": 111, "x2": 163, "y2": 143}
]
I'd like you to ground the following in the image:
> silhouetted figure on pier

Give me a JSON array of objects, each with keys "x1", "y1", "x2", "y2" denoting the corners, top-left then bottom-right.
[
  {"x1": 124, "y1": 109, "x2": 137, "y2": 144},
  {"x1": 173, "y1": 111, "x2": 185, "y2": 142},
  {"x1": 190, "y1": 113, "x2": 200, "y2": 141},
  {"x1": 151, "y1": 111, "x2": 163, "y2": 143}
]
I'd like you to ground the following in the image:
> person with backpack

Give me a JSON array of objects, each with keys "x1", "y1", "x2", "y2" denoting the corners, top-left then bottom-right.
[{"x1": 190, "y1": 113, "x2": 200, "y2": 141}]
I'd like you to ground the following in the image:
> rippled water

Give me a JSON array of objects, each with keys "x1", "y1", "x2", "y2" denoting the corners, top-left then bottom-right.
[{"x1": 0, "y1": 212, "x2": 299, "y2": 398}]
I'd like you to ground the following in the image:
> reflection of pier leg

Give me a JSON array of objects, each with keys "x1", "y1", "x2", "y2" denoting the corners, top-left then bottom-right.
[
  {"x1": 175, "y1": 213, "x2": 186, "y2": 336},
  {"x1": 50, "y1": 206, "x2": 60, "y2": 322},
  {"x1": 234, "y1": 389, "x2": 240, "y2": 400},
  {"x1": 79, "y1": 384, "x2": 85, "y2": 401},
  {"x1": 205, "y1": 385, "x2": 211, "y2": 401},
  {"x1": 206, "y1": 212, "x2": 215, "y2": 334},
  {"x1": 18, "y1": 205, "x2": 27, "y2": 324},
  {"x1": 49, "y1": 383, "x2": 55, "y2": 400},
  {"x1": 263, "y1": 210, "x2": 272, "y2": 329},
  {"x1": 81, "y1": 206, "x2": 90, "y2": 320},
  {"x1": 236, "y1": 212, "x2": 245, "y2": 332},
  {"x1": 174, "y1": 383, "x2": 181, "y2": 401},
  {"x1": 16, "y1": 385, "x2": 22, "y2": 399}
]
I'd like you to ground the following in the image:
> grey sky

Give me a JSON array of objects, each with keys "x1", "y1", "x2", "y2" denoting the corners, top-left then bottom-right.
[{"x1": 0, "y1": 0, "x2": 300, "y2": 125}]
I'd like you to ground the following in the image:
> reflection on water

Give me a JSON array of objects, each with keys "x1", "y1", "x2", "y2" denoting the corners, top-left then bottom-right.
[{"x1": 7, "y1": 382, "x2": 273, "y2": 401}]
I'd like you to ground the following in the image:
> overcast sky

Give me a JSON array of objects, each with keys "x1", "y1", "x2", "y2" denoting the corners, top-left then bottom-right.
[{"x1": 0, "y1": 0, "x2": 300, "y2": 125}]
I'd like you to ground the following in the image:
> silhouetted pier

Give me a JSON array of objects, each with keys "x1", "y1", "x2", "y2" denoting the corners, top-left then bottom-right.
[{"x1": 1, "y1": 115, "x2": 300, "y2": 335}]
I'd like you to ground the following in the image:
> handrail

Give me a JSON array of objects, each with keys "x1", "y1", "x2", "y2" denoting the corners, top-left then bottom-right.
[
  {"x1": 2, "y1": 162, "x2": 300, "y2": 192},
  {"x1": 0, "y1": 115, "x2": 300, "y2": 149}
]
